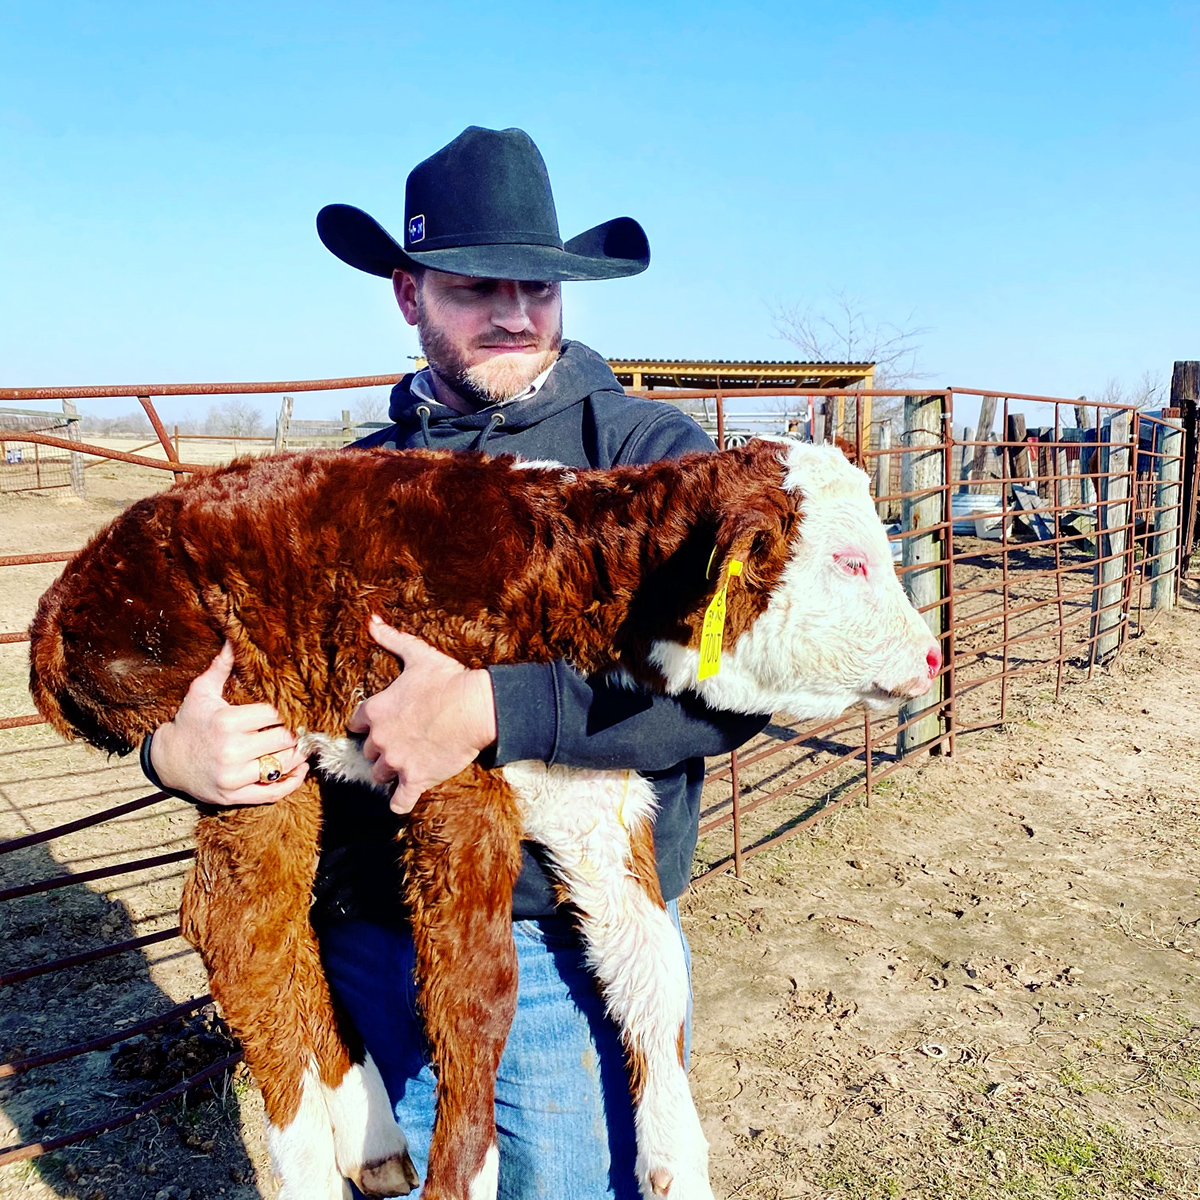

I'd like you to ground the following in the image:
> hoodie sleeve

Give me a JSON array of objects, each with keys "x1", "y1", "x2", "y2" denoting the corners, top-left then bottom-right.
[
  {"x1": 486, "y1": 661, "x2": 766, "y2": 770},
  {"x1": 485, "y1": 402, "x2": 769, "y2": 771}
]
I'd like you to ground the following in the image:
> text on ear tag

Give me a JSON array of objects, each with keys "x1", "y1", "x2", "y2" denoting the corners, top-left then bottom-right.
[{"x1": 697, "y1": 559, "x2": 743, "y2": 681}]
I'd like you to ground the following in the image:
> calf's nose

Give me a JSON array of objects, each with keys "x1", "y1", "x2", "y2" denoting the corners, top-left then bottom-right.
[{"x1": 926, "y1": 644, "x2": 942, "y2": 679}]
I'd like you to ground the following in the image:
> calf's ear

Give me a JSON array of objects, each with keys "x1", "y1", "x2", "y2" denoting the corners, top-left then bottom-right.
[
  {"x1": 708, "y1": 498, "x2": 799, "y2": 591},
  {"x1": 834, "y1": 436, "x2": 864, "y2": 469}
]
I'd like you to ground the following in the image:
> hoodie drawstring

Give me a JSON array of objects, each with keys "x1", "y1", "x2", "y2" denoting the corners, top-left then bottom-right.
[
  {"x1": 416, "y1": 405, "x2": 433, "y2": 448},
  {"x1": 473, "y1": 411, "x2": 505, "y2": 451}
]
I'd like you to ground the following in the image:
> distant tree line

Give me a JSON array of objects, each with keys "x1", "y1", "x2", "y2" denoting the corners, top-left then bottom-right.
[{"x1": 78, "y1": 390, "x2": 391, "y2": 438}]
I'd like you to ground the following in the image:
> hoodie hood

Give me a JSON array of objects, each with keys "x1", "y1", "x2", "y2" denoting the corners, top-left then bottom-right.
[{"x1": 384, "y1": 340, "x2": 624, "y2": 452}]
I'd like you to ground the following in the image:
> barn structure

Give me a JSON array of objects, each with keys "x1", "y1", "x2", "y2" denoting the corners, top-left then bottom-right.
[{"x1": 605, "y1": 358, "x2": 875, "y2": 392}]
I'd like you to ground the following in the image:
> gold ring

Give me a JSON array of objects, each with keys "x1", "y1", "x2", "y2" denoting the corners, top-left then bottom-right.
[{"x1": 258, "y1": 753, "x2": 283, "y2": 785}]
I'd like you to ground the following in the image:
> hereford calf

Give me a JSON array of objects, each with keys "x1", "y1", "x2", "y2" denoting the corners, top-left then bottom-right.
[{"x1": 29, "y1": 439, "x2": 939, "y2": 1200}]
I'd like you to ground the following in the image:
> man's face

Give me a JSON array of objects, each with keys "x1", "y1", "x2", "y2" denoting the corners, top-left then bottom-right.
[{"x1": 393, "y1": 269, "x2": 562, "y2": 407}]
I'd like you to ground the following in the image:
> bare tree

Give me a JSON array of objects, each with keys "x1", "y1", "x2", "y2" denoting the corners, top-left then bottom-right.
[
  {"x1": 352, "y1": 391, "x2": 389, "y2": 424},
  {"x1": 205, "y1": 398, "x2": 265, "y2": 437},
  {"x1": 1092, "y1": 370, "x2": 1166, "y2": 411},
  {"x1": 81, "y1": 412, "x2": 153, "y2": 436},
  {"x1": 769, "y1": 290, "x2": 931, "y2": 388}
]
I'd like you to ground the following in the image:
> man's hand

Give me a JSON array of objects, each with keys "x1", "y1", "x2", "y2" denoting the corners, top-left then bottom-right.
[
  {"x1": 149, "y1": 642, "x2": 309, "y2": 806},
  {"x1": 349, "y1": 616, "x2": 497, "y2": 814}
]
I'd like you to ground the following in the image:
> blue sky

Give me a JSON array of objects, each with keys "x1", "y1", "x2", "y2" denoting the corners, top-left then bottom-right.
[{"x1": 2, "y1": 1, "x2": 1197, "y2": 421}]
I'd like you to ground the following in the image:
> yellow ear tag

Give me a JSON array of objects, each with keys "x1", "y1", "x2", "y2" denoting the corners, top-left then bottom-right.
[{"x1": 697, "y1": 559, "x2": 743, "y2": 681}]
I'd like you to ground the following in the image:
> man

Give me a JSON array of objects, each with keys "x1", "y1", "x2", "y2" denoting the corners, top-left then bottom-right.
[{"x1": 143, "y1": 126, "x2": 767, "y2": 1198}]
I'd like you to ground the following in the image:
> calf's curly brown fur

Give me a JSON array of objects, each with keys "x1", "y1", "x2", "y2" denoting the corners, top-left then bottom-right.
[{"x1": 29, "y1": 442, "x2": 800, "y2": 1199}]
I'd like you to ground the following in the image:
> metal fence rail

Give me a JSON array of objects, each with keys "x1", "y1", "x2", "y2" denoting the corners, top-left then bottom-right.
[{"x1": 0, "y1": 376, "x2": 1191, "y2": 1168}]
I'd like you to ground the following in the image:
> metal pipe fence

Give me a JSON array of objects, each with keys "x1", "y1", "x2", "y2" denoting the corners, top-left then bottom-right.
[{"x1": 0, "y1": 377, "x2": 1190, "y2": 1169}]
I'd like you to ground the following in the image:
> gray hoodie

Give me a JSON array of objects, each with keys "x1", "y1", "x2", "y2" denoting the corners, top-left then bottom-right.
[{"x1": 311, "y1": 341, "x2": 768, "y2": 922}]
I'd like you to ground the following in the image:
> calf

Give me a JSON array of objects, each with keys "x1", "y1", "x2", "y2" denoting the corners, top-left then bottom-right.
[{"x1": 29, "y1": 439, "x2": 939, "y2": 1200}]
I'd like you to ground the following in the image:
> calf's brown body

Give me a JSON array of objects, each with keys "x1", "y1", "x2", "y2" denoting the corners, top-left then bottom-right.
[{"x1": 29, "y1": 444, "x2": 798, "y2": 1198}]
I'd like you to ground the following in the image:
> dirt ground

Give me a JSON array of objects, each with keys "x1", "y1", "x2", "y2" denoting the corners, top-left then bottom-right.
[{"x1": 2, "y1": 459, "x2": 1199, "y2": 1199}]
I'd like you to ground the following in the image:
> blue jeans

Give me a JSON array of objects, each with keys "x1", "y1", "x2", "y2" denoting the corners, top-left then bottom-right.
[{"x1": 320, "y1": 902, "x2": 691, "y2": 1200}]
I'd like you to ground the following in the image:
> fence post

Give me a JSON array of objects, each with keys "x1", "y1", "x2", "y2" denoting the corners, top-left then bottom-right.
[
  {"x1": 275, "y1": 395, "x2": 293, "y2": 453},
  {"x1": 341, "y1": 408, "x2": 353, "y2": 446},
  {"x1": 957, "y1": 426, "x2": 974, "y2": 492},
  {"x1": 969, "y1": 395, "x2": 997, "y2": 491},
  {"x1": 1171, "y1": 362, "x2": 1200, "y2": 570},
  {"x1": 60, "y1": 399, "x2": 85, "y2": 498},
  {"x1": 897, "y1": 393, "x2": 947, "y2": 757},
  {"x1": 1091, "y1": 412, "x2": 1133, "y2": 661},
  {"x1": 1150, "y1": 416, "x2": 1184, "y2": 610},
  {"x1": 874, "y1": 423, "x2": 891, "y2": 519},
  {"x1": 1074, "y1": 399, "x2": 1098, "y2": 510}
]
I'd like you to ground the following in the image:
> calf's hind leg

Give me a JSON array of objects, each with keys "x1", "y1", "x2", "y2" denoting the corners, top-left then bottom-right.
[
  {"x1": 182, "y1": 780, "x2": 417, "y2": 1199},
  {"x1": 404, "y1": 765, "x2": 525, "y2": 1200},
  {"x1": 504, "y1": 762, "x2": 714, "y2": 1200}
]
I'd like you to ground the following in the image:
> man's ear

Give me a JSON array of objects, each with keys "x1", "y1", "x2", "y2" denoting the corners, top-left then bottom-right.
[{"x1": 393, "y1": 269, "x2": 420, "y2": 326}]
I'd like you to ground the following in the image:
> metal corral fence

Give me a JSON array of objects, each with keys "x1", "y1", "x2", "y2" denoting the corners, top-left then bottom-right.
[{"x1": 0, "y1": 370, "x2": 1195, "y2": 1170}]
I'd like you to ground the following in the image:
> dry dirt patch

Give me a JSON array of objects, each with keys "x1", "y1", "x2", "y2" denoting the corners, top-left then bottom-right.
[{"x1": 686, "y1": 596, "x2": 1200, "y2": 1198}]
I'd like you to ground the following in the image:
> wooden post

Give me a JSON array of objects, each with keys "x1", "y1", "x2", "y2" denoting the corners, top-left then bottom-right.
[
  {"x1": 874, "y1": 422, "x2": 891, "y2": 518},
  {"x1": 342, "y1": 408, "x2": 353, "y2": 446},
  {"x1": 897, "y1": 393, "x2": 947, "y2": 757},
  {"x1": 1091, "y1": 412, "x2": 1133, "y2": 661},
  {"x1": 1036, "y1": 439, "x2": 1052, "y2": 501},
  {"x1": 1150, "y1": 416, "x2": 1184, "y2": 610},
  {"x1": 1075, "y1": 397, "x2": 1097, "y2": 509},
  {"x1": 275, "y1": 395, "x2": 293, "y2": 453},
  {"x1": 969, "y1": 395, "x2": 997, "y2": 492},
  {"x1": 173, "y1": 424, "x2": 181, "y2": 464},
  {"x1": 61, "y1": 399, "x2": 85, "y2": 498},
  {"x1": 812, "y1": 400, "x2": 825, "y2": 445},
  {"x1": 1171, "y1": 362, "x2": 1200, "y2": 569},
  {"x1": 1054, "y1": 427, "x2": 1070, "y2": 514},
  {"x1": 1006, "y1": 413, "x2": 1031, "y2": 487},
  {"x1": 835, "y1": 394, "x2": 846, "y2": 442},
  {"x1": 957, "y1": 426, "x2": 974, "y2": 493}
]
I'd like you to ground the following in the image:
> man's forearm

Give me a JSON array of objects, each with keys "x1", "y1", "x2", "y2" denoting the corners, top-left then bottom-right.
[{"x1": 487, "y1": 660, "x2": 768, "y2": 772}]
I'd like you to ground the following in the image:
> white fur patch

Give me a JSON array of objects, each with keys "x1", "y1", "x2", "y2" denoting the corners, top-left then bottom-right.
[
  {"x1": 301, "y1": 732, "x2": 380, "y2": 789},
  {"x1": 503, "y1": 762, "x2": 714, "y2": 1200},
  {"x1": 326, "y1": 1053, "x2": 416, "y2": 1195},
  {"x1": 468, "y1": 1142, "x2": 500, "y2": 1200},
  {"x1": 266, "y1": 1061, "x2": 348, "y2": 1200},
  {"x1": 511, "y1": 458, "x2": 577, "y2": 480}
]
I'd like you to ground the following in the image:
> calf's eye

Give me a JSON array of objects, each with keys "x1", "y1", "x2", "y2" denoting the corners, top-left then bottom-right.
[{"x1": 833, "y1": 552, "x2": 868, "y2": 578}]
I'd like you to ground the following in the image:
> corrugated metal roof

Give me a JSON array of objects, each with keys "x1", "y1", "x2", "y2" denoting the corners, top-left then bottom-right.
[{"x1": 607, "y1": 359, "x2": 874, "y2": 367}]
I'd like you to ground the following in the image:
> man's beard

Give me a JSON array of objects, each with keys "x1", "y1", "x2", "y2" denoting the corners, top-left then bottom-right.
[{"x1": 416, "y1": 293, "x2": 562, "y2": 408}]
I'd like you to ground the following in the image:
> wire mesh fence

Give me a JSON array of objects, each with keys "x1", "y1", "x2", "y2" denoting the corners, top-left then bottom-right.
[
  {"x1": 0, "y1": 408, "x2": 85, "y2": 498},
  {"x1": 0, "y1": 375, "x2": 1192, "y2": 1169}
]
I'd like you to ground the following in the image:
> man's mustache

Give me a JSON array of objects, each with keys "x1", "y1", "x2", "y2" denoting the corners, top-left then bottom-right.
[{"x1": 474, "y1": 336, "x2": 540, "y2": 349}]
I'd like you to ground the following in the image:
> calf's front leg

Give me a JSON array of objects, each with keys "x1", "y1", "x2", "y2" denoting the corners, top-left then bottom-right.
[
  {"x1": 183, "y1": 779, "x2": 417, "y2": 1199},
  {"x1": 404, "y1": 765, "x2": 526, "y2": 1200}
]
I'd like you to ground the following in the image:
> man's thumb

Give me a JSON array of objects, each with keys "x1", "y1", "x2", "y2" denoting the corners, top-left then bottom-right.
[
  {"x1": 367, "y1": 615, "x2": 420, "y2": 660},
  {"x1": 192, "y1": 641, "x2": 236, "y2": 695}
]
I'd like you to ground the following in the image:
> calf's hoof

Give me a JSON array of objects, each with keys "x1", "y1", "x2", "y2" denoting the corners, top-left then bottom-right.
[
  {"x1": 355, "y1": 1149, "x2": 421, "y2": 1196},
  {"x1": 639, "y1": 1159, "x2": 715, "y2": 1200}
]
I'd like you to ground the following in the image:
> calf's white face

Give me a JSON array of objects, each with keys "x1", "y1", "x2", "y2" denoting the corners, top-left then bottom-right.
[{"x1": 651, "y1": 441, "x2": 941, "y2": 721}]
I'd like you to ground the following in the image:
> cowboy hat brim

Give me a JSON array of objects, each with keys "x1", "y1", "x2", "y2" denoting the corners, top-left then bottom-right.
[{"x1": 316, "y1": 204, "x2": 649, "y2": 283}]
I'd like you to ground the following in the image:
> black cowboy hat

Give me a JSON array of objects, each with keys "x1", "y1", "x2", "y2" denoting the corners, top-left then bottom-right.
[{"x1": 316, "y1": 126, "x2": 650, "y2": 283}]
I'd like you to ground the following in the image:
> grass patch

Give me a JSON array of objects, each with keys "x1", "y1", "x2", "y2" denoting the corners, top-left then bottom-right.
[{"x1": 813, "y1": 1106, "x2": 1192, "y2": 1199}]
